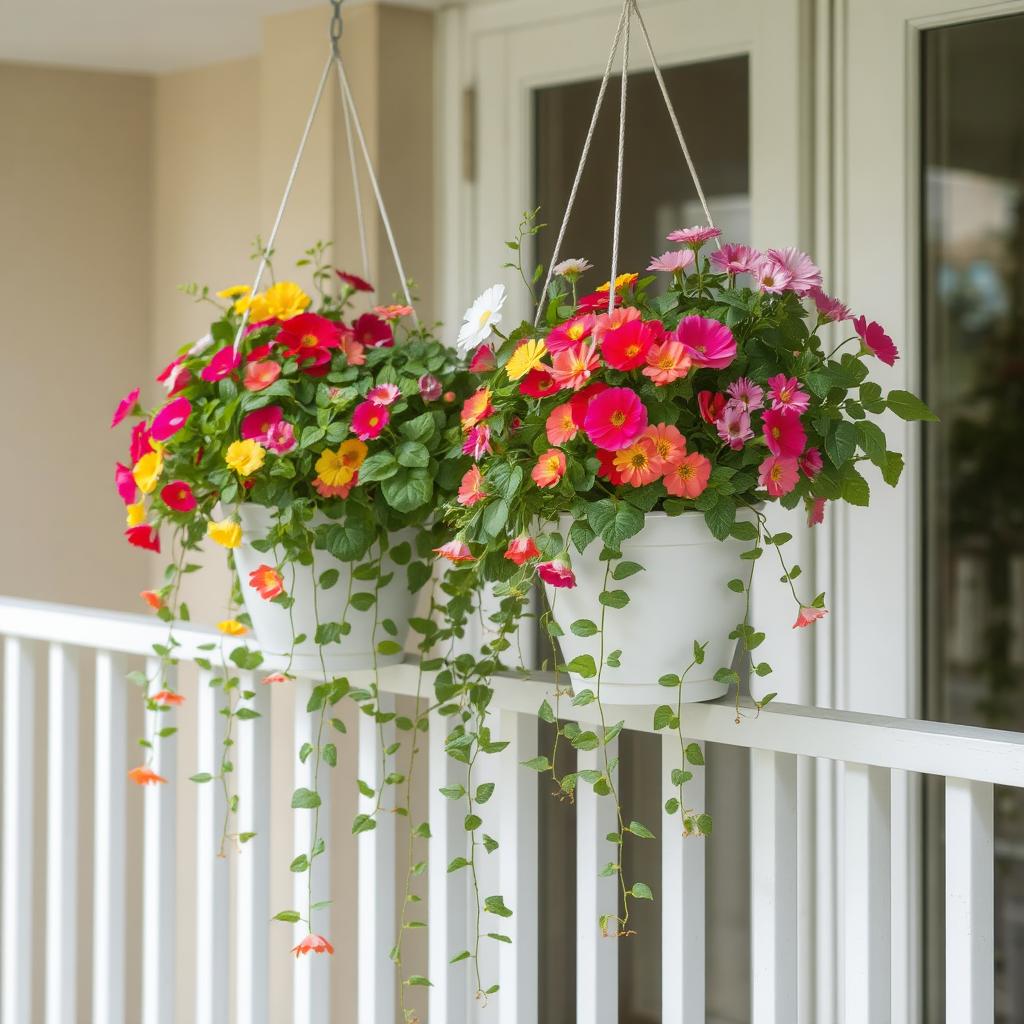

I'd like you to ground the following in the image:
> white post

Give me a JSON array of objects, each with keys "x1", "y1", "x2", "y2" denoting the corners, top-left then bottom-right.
[{"x1": 945, "y1": 777, "x2": 994, "y2": 1022}]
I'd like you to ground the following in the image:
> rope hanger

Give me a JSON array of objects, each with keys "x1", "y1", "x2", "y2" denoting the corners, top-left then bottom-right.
[
  {"x1": 534, "y1": 0, "x2": 720, "y2": 326},
  {"x1": 232, "y1": 0, "x2": 417, "y2": 355}
]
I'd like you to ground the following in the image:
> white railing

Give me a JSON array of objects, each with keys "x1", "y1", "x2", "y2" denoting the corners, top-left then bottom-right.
[{"x1": 0, "y1": 594, "x2": 1010, "y2": 1023}]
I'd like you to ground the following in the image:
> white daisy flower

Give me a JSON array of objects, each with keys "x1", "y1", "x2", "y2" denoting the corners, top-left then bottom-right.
[
  {"x1": 552, "y1": 257, "x2": 593, "y2": 279},
  {"x1": 456, "y1": 284, "x2": 507, "y2": 355},
  {"x1": 189, "y1": 332, "x2": 214, "y2": 356}
]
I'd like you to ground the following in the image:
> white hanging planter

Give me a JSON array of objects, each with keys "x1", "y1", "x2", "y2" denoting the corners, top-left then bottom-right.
[
  {"x1": 232, "y1": 504, "x2": 416, "y2": 675},
  {"x1": 547, "y1": 510, "x2": 753, "y2": 705}
]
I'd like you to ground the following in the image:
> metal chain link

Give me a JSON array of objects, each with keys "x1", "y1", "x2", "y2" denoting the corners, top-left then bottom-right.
[{"x1": 329, "y1": 0, "x2": 343, "y2": 55}]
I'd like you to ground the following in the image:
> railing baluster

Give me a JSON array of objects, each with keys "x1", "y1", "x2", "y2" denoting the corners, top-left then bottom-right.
[
  {"x1": 945, "y1": 777, "x2": 994, "y2": 1022},
  {"x1": 842, "y1": 763, "x2": 891, "y2": 1024},
  {"x1": 576, "y1": 739, "x2": 619, "y2": 1024},
  {"x1": 235, "y1": 672, "x2": 270, "y2": 1024},
  {"x1": 750, "y1": 748, "x2": 799, "y2": 1024},
  {"x1": 661, "y1": 733, "x2": 706, "y2": 1023},
  {"x1": 142, "y1": 658, "x2": 177, "y2": 1024},
  {"x1": 194, "y1": 669, "x2": 228, "y2": 1024},
  {"x1": 357, "y1": 692, "x2": 396, "y2": 1024},
  {"x1": 93, "y1": 650, "x2": 126, "y2": 1024},
  {"x1": 2, "y1": 637, "x2": 37, "y2": 1024}
]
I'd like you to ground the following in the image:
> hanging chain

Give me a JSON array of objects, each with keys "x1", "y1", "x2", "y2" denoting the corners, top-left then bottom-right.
[{"x1": 329, "y1": 0, "x2": 344, "y2": 56}]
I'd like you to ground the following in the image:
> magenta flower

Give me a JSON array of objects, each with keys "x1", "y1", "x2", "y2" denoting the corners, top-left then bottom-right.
[
  {"x1": 129, "y1": 421, "x2": 153, "y2": 463},
  {"x1": 807, "y1": 286, "x2": 851, "y2": 322},
  {"x1": 717, "y1": 404, "x2": 753, "y2": 450},
  {"x1": 150, "y1": 397, "x2": 192, "y2": 442},
  {"x1": 463, "y1": 424, "x2": 492, "y2": 460},
  {"x1": 468, "y1": 344, "x2": 497, "y2": 373},
  {"x1": 547, "y1": 315, "x2": 597, "y2": 354},
  {"x1": 799, "y1": 447, "x2": 824, "y2": 479},
  {"x1": 418, "y1": 374, "x2": 442, "y2": 401},
  {"x1": 767, "y1": 374, "x2": 810, "y2": 414},
  {"x1": 201, "y1": 345, "x2": 241, "y2": 382},
  {"x1": 758, "y1": 455, "x2": 800, "y2": 497},
  {"x1": 666, "y1": 225, "x2": 721, "y2": 247},
  {"x1": 647, "y1": 249, "x2": 694, "y2": 273},
  {"x1": 764, "y1": 247, "x2": 822, "y2": 295},
  {"x1": 853, "y1": 316, "x2": 899, "y2": 366},
  {"x1": 157, "y1": 356, "x2": 190, "y2": 396},
  {"x1": 673, "y1": 316, "x2": 737, "y2": 370},
  {"x1": 115, "y1": 462, "x2": 137, "y2": 504},
  {"x1": 367, "y1": 383, "x2": 400, "y2": 407},
  {"x1": 762, "y1": 408, "x2": 806, "y2": 458},
  {"x1": 111, "y1": 387, "x2": 140, "y2": 428},
  {"x1": 727, "y1": 377, "x2": 764, "y2": 411},
  {"x1": 161, "y1": 481, "x2": 196, "y2": 512},
  {"x1": 352, "y1": 313, "x2": 393, "y2": 349},
  {"x1": 241, "y1": 405, "x2": 283, "y2": 442},
  {"x1": 807, "y1": 496, "x2": 826, "y2": 527},
  {"x1": 537, "y1": 560, "x2": 577, "y2": 589},
  {"x1": 264, "y1": 420, "x2": 296, "y2": 454},
  {"x1": 351, "y1": 400, "x2": 389, "y2": 440},
  {"x1": 583, "y1": 387, "x2": 648, "y2": 451},
  {"x1": 710, "y1": 244, "x2": 761, "y2": 276}
]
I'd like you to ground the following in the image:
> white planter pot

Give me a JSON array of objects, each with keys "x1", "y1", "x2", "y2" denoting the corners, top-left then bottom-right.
[
  {"x1": 547, "y1": 510, "x2": 753, "y2": 705},
  {"x1": 231, "y1": 504, "x2": 417, "y2": 675}
]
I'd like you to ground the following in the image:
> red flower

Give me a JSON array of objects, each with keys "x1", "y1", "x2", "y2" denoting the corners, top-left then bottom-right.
[
  {"x1": 151, "y1": 690, "x2": 185, "y2": 706},
  {"x1": 336, "y1": 270, "x2": 373, "y2": 292},
  {"x1": 140, "y1": 590, "x2": 163, "y2": 610},
  {"x1": 697, "y1": 391, "x2": 726, "y2": 424},
  {"x1": 275, "y1": 313, "x2": 342, "y2": 377},
  {"x1": 601, "y1": 318, "x2": 662, "y2": 371},
  {"x1": 115, "y1": 462, "x2": 137, "y2": 504},
  {"x1": 352, "y1": 313, "x2": 393, "y2": 349},
  {"x1": 469, "y1": 344, "x2": 496, "y2": 373},
  {"x1": 128, "y1": 765, "x2": 167, "y2": 786},
  {"x1": 111, "y1": 387, "x2": 140, "y2": 428},
  {"x1": 537, "y1": 560, "x2": 576, "y2": 589},
  {"x1": 569, "y1": 382, "x2": 610, "y2": 427},
  {"x1": 292, "y1": 934, "x2": 335, "y2": 957},
  {"x1": 519, "y1": 369, "x2": 559, "y2": 399},
  {"x1": 161, "y1": 481, "x2": 196, "y2": 512},
  {"x1": 157, "y1": 357, "x2": 190, "y2": 396},
  {"x1": 125, "y1": 525, "x2": 160, "y2": 553},
  {"x1": 794, "y1": 606, "x2": 828, "y2": 628},
  {"x1": 201, "y1": 345, "x2": 241, "y2": 382},
  {"x1": 595, "y1": 448, "x2": 625, "y2": 486},
  {"x1": 249, "y1": 564, "x2": 285, "y2": 600},
  {"x1": 434, "y1": 539, "x2": 475, "y2": 563},
  {"x1": 575, "y1": 290, "x2": 611, "y2": 314},
  {"x1": 504, "y1": 536, "x2": 540, "y2": 565},
  {"x1": 151, "y1": 397, "x2": 192, "y2": 442}
]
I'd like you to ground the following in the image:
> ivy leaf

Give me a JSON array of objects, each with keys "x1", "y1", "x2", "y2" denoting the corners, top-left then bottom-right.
[
  {"x1": 273, "y1": 910, "x2": 301, "y2": 923},
  {"x1": 599, "y1": 589, "x2": 629, "y2": 609},
  {"x1": 684, "y1": 743, "x2": 705, "y2": 766},
  {"x1": 631, "y1": 882, "x2": 654, "y2": 901},
  {"x1": 587, "y1": 499, "x2": 645, "y2": 548},
  {"x1": 521, "y1": 756, "x2": 551, "y2": 772},
  {"x1": 566, "y1": 654, "x2": 597, "y2": 678},
  {"x1": 291, "y1": 787, "x2": 321, "y2": 809},
  {"x1": 571, "y1": 618, "x2": 599, "y2": 637},
  {"x1": 629, "y1": 820, "x2": 655, "y2": 839},
  {"x1": 653, "y1": 705, "x2": 676, "y2": 731}
]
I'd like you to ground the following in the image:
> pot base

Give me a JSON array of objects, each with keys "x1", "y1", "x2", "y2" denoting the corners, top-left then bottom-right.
[{"x1": 589, "y1": 678, "x2": 729, "y2": 706}]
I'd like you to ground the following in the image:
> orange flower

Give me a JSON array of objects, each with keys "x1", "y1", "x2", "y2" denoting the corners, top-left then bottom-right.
[
  {"x1": 549, "y1": 342, "x2": 600, "y2": 391},
  {"x1": 663, "y1": 452, "x2": 712, "y2": 499},
  {"x1": 151, "y1": 690, "x2": 185, "y2": 707},
  {"x1": 613, "y1": 437, "x2": 660, "y2": 487},
  {"x1": 545, "y1": 403, "x2": 578, "y2": 446},
  {"x1": 249, "y1": 564, "x2": 285, "y2": 600},
  {"x1": 531, "y1": 448, "x2": 566, "y2": 489},
  {"x1": 140, "y1": 590, "x2": 163, "y2": 611},
  {"x1": 128, "y1": 765, "x2": 167, "y2": 786},
  {"x1": 461, "y1": 388, "x2": 494, "y2": 431},
  {"x1": 218, "y1": 619, "x2": 248, "y2": 637},
  {"x1": 292, "y1": 933, "x2": 335, "y2": 957},
  {"x1": 372, "y1": 304, "x2": 413, "y2": 320},
  {"x1": 643, "y1": 423, "x2": 687, "y2": 473},
  {"x1": 262, "y1": 673, "x2": 290, "y2": 685}
]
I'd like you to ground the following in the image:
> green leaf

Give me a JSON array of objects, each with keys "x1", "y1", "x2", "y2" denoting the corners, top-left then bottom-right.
[
  {"x1": 396, "y1": 441, "x2": 430, "y2": 468},
  {"x1": 464, "y1": 813, "x2": 482, "y2": 831},
  {"x1": 484, "y1": 895, "x2": 513, "y2": 918},
  {"x1": 599, "y1": 589, "x2": 629, "y2": 609},
  {"x1": 886, "y1": 389, "x2": 938, "y2": 422},
  {"x1": 357, "y1": 452, "x2": 399, "y2": 483},
  {"x1": 439, "y1": 784, "x2": 466, "y2": 800},
  {"x1": 566, "y1": 654, "x2": 597, "y2": 678},
  {"x1": 727, "y1": 578, "x2": 745, "y2": 593},
  {"x1": 881, "y1": 450, "x2": 904, "y2": 487},
  {"x1": 481, "y1": 498, "x2": 510, "y2": 540},
  {"x1": 631, "y1": 881, "x2": 654, "y2": 901},
  {"x1": 377, "y1": 640, "x2": 403, "y2": 656},
  {"x1": 291, "y1": 787, "x2": 321, "y2": 809},
  {"x1": 406, "y1": 975, "x2": 433, "y2": 987},
  {"x1": 704, "y1": 498, "x2": 736, "y2": 541},
  {"x1": 352, "y1": 813, "x2": 377, "y2": 835},
  {"x1": 587, "y1": 499, "x2": 645, "y2": 548},
  {"x1": 856, "y1": 420, "x2": 888, "y2": 466},
  {"x1": 629, "y1": 820, "x2": 655, "y2": 839},
  {"x1": 381, "y1": 468, "x2": 433, "y2": 513},
  {"x1": 612, "y1": 560, "x2": 644, "y2": 580},
  {"x1": 322, "y1": 743, "x2": 337, "y2": 768},
  {"x1": 475, "y1": 783, "x2": 495, "y2": 804},
  {"x1": 190, "y1": 772, "x2": 213, "y2": 783},
  {"x1": 273, "y1": 910, "x2": 301, "y2": 923},
  {"x1": 840, "y1": 464, "x2": 870, "y2": 507},
  {"x1": 571, "y1": 618, "x2": 599, "y2": 637},
  {"x1": 521, "y1": 756, "x2": 551, "y2": 772},
  {"x1": 825, "y1": 420, "x2": 859, "y2": 468},
  {"x1": 538, "y1": 699, "x2": 556, "y2": 724},
  {"x1": 653, "y1": 705, "x2": 676, "y2": 731},
  {"x1": 685, "y1": 743, "x2": 705, "y2": 766}
]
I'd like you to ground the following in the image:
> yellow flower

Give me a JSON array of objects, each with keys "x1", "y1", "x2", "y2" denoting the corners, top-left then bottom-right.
[
  {"x1": 126, "y1": 502, "x2": 146, "y2": 527},
  {"x1": 247, "y1": 281, "x2": 310, "y2": 322},
  {"x1": 505, "y1": 339, "x2": 548, "y2": 381},
  {"x1": 207, "y1": 518, "x2": 242, "y2": 549},
  {"x1": 315, "y1": 439, "x2": 368, "y2": 487},
  {"x1": 216, "y1": 284, "x2": 251, "y2": 300},
  {"x1": 132, "y1": 451, "x2": 164, "y2": 495},
  {"x1": 225, "y1": 439, "x2": 266, "y2": 477},
  {"x1": 596, "y1": 272, "x2": 639, "y2": 294},
  {"x1": 217, "y1": 619, "x2": 248, "y2": 637}
]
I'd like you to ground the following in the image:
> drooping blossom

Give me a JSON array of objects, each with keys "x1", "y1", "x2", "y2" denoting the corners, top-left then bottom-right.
[
  {"x1": 762, "y1": 408, "x2": 806, "y2": 458},
  {"x1": 353, "y1": 313, "x2": 394, "y2": 349},
  {"x1": 338, "y1": 334, "x2": 366, "y2": 366},
  {"x1": 504, "y1": 535, "x2": 541, "y2": 565},
  {"x1": 125, "y1": 525, "x2": 160, "y2": 553},
  {"x1": 794, "y1": 606, "x2": 828, "y2": 628},
  {"x1": 140, "y1": 590, "x2": 162, "y2": 610},
  {"x1": 218, "y1": 619, "x2": 248, "y2": 637},
  {"x1": 853, "y1": 316, "x2": 899, "y2": 366},
  {"x1": 336, "y1": 270, "x2": 373, "y2": 292},
  {"x1": 189, "y1": 332, "x2": 215, "y2": 356},
  {"x1": 434, "y1": 539, "x2": 475, "y2": 563},
  {"x1": 126, "y1": 503, "x2": 145, "y2": 527},
  {"x1": 807, "y1": 496, "x2": 826, "y2": 527},
  {"x1": 249, "y1": 564, "x2": 285, "y2": 600},
  {"x1": 111, "y1": 387, "x2": 140, "y2": 428},
  {"x1": 520, "y1": 368, "x2": 559, "y2": 399},
  {"x1": 373, "y1": 304, "x2": 413, "y2": 320},
  {"x1": 799, "y1": 447, "x2": 824, "y2": 479},
  {"x1": 505, "y1": 339, "x2": 548, "y2": 381},
  {"x1": 613, "y1": 437, "x2": 660, "y2": 487},
  {"x1": 161, "y1": 481, "x2": 196, "y2": 512},
  {"x1": 292, "y1": 934, "x2": 335, "y2": 958},
  {"x1": 717, "y1": 405, "x2": 754, "y2": 450},
  {"x1": 674, "y1": 316, "x2": 737, "y2": 369},
  {"x1": 537, "y1": 560, "x2": 576, "y2": 589},
  {"x1": 129, "y1": 421, "x2": 153, "y2": 463},
  {"x1": 468, "y1": 344, "x2": 496, "y2": 373},
  {"x1": 244, "y1": 360, "x2": 281, "y2": 392},
  {"x1": 531, "y1": 448, "x2": 566, "y2": 488},
  {"x1": 643, "y1": 340, "x2": 691, "y2": 385},
  {"x1": 753, "y1": 258, "x2": 794, "y2": 295},
  {"x1": 457, "y1": 465, "x2": 486, "y2": 506},
  {"x1": 132, "y1": 451, "x2": 164, "y2": 495},
  {"x1": 697, "y1": 391, "x2": 726, "y2": 424},
  {"x1": 201, "y1": 345, "x2": 241, "y2": 382},
  {"x1": 648, "y1": 249, "x2": 695, "y2": 273},
  {"x1": 128, "y1": 766, "x2": 167, "y2": 786},
  {"x1": 552, "y1": 258, "x2": 593, "y2": 279},
  {"x1": 764, "y1": 247, "x2": 822, "y2": 295},
  {"x1": 545, "y1": 403, "x2": 578, "y2": 446},
  {"x1": 246, "y1": 281, "x2": 310, "y2": 322},
  {"x1": 225, "y1": 439, "x2": 266, "y2": 476},
  {"x1": 367, "y1": 383, "x2": 400, "y2": 407},
  {"x1": 601, "y1": 319, "x2": 662, "y2": 371},
  {"x1": 710, "y1": 244, "x2": 761, "y2": 276},
  {"x1": 351, "y1": 400, "x2": 389, "y2": 440},
  {"x1": 807, "y1": 286, "x2": 851, "y2": 322},
  {"x1": 207, "y1": 518, "x2": 242, "y2": 549},
  {"x1": 151, "y1": 690, "x2": 185, "y2": 707},
  {"x1": 157, "y1": 357, "x2": 190, "y2": 396},
  {"x1": 550, "y1": 342, "x2": 600, "y2": 391},
  {"x1": 643, "y1": 423, "x2": 686, "y2": 473},
  {"x1": 758, "y1": 455, "x2": 800, "y2": 497},
  {"x1": 663, "y1": 452, "x2": 712, "y2": 499},
  {"x1": 241, "y1": 405, "x2": 283, "y2": 442},
  {"x1": 595, "y1": 272, "x2": 639, "y2": 295},
  {"x1": 667, "y1": 225, "x2": 721, "y2": 247},
  {"x1": 591, "y1": 306, "x2": 640, "y2": 345},
  {"x1": 315, "y1": 440, "x2": 367, "y2": 492},
  {"x1": 262, "y1": 673, "x2": 290, "y2": 685},
  {"x1": 461, "y1": 388, "x2": 494, "y2": 431},
  {"x1": 115, "y1": 462, "x2": 137, "y2": 504},
  {"x1": 727, "y1": 378, "x2": 764, "y2": 411},
  {"x1": 462, "y1": 424, "x2": 491, "y2": 460},
  {"x1": 583, "y1": 387, "x2": 648, "y2": 451},
  {"x1": 457, "y1": 284, "x2": 506, "y2": 355},
  {"x1": 151, "y1": 397, "x2": 192, "y2": 442},
  {"x1": 547, "y1": 315, "x2": 596, "y2": 353},
  {"x1": 767, "y1": 375, "x2": 810, "y2": 414},
  {"x1": 264, "y1": 420, "x2": 296, "y2": 454},
  {"x1": 596, "y1": 449, "x2": 625, "y2": 486},
  {"x1": 418, "y1": 374, "x2": 443, "y2": 400}
]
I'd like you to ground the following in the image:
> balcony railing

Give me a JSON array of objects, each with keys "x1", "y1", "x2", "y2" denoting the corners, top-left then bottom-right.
[{"x1": 0, "y1": 594, "x2": 1011, "y2": 1022}]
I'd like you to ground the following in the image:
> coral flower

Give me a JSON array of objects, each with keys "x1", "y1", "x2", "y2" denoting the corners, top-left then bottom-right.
[
  {"x1": 244, "y1": 360, "x2": 281, "y2": 392},
  {"x1": 643, "y1": 340, "x2": 692, "y2": 385},
  {"x1": 853, "y1": 316, "x2": 899, "y2": 366},
  {"x1": 765, "y1": 247, "x2": 822, "y2": 295},
  {"x1": 313, "y1": 474, "x2": 357, "y2": 499},
  {"x1": 794, "y1": 606, "x2": 828, "y2": 629},
  {"x1": 546, "y1": 315, "x2": 596, "y2": 353},
  {"x1": 463, "y1": 424, "x2": 492, "y2": 460},
  {"x1": 727, "y1": 378, "x2": 764, "y2": 411},
  {"x1": 807, "y1": 496, "x2": 826, "y2": 527},
  {"x1": 674, "y1": 316, "x2": 736, "y2": 370},
  {"x1": 125, "y1": 525, "x2": 160, "y2": 552},
  {"x1": 140, "y1": 590, "x2": 162, "y2": 610},
  {"x1": 505, "y1": 339, "x2": 548, "y2": 381},
  {"x1": 434, "y1": 539, "x2": 475, "y2": 563},
  {"x1": 647, "y1": 249, "x2": 695, "y2": 273},
  {"x1": 351, "y1": 400, "x2": 389, "y2": 440},
  {"x1": 667, "y1": 225, "x2": 721, "y2": 247},
  {"x1": 800, "y1": 447, "x2": 824, "y2": 479},
  {"x1": 762, "y1": 409, "x2": 806, "y2": 459},
  {"x1": 583, "y1": 387, "x2": 648, "y2": 451},
  {"x1": 218, "y1": 619, "x2": 248, "y2": 637},
  {"x1": 807, "y1": 286, "x2": 851, "y2": 322},
  {"x1": 226, "y1": 439, "x2": 266, "y2": 476},
  {"x1": 366, "y1": 383, "x2": 400, "y2": 407},
  {"x1": 115, "y1": 462, "x2": 137, "y2": 504},
  {"x1": 315, "y1": 439, "x2": 368, "y2": 489},
  {"x1": 275, "y1": 313, "x2": 342, "y2": 376},
  {"x1": 241, "y1": 406, "x2": 283, "y2": 442},
  {"x1": 591, "y1": 306, "x2": 640, "y2": 345},
  {"x1": 710, "y1": 243, "x2": 761, "y2": 276},
  {"x1": 663, "y1": 452, "x2": 712, "y2": 499},
  {"x1": 767, "y1": 374, "x2": 810, "y2": 414},
  {"x1": 468, "y1": 344, "x2": 496, "y2": 373},
  {"x1": 546, "y1": 403, "x2": 579, "y2": 446},
  {"x1": 265, "y1": 420, "x2": 296, "y2": 454},
  {"x1": 504, "y1": 535, "x2": 540, "y2": 565},
  {"x1": 550, "y1": 342, "x2": 600, "y2": 391},
  {"x1": 249, "y1": 564, "x2": 285, "y2": 600},
  {"x1": 697, "y1": 391, "x2": 726, "y2": 424},
  {"x1": 418, "y1": 374, "x2": 443, "y2": 400},
  {"x1": 201, "y1": 345, "x2": 242, "y2": 382},
  {"x1": 126, "y1": 502, "x2": 146, "y2": 527},
  {"x1": 262, "y1": 673, "x2": 290, "y2": 685},
  {"x1": 336, "y1": 270, "x2": 373, "y2": 292},
  {"x1": 717, "y1": 405, "x2": 754, "y2": 450},
  {"x1": 537, "y1": 560, "x2": 576, "y2": 589},
  {"x1": 457, "y1": 465, "x2": 486, "y2": 506},
  {"x1": 643, "y1": 423, "x2": 686, "y2": 472},
  {"x1": 758, "y1": 455, "x2": 800, "y2": 497},
  {"x1": 161, "y1": 481, "x2": 196, "y2": 512},
  {"x1": 112, "y1": 387, "x2": 140, "y2": 427},
  {"x1": 613, "y1": 437, "x2": 660, "y2": 487},
  {"x1": 151, "y1": 690, "x2": 185, "y2": 706},
  {"x1": 207, "y1": 518, "x2": 242, "y2": 549},
  {"x1": 461, "y1": 388, "x2": 494, "y2": 430},
  {"x1": 373, "y1": 304, "x2": 413, "y2": 320},
  {"x1": 531, "y1": 448, "x2": 567, "y2": 488},
  {"x1": 338, "y1": 334, "x2": 366, "y2": 366},
  {"x1": 601, "y1": 318, "x2": 662, "y2": 371},
  {"x1": 133, "y1": 451, "x2": 164, "y2": 495},
  {"x1": 352, "y1": 313, "x2": 394, "y2": 349},
  {"x1": 151, "y1": 397, "x2": 192, "y2": 442},
  {"x1": 128, "y1": 766, "x2": 167, "y2": 786},
  {"x1": 246, "y1": 281, "x2": 310, "y2": 322},
  {"x1": 292, "y1": 934, "x2": 335, "y2": 958},
  {"x1": 519, "y1": 369, "x2": 559, "y2": 399}
]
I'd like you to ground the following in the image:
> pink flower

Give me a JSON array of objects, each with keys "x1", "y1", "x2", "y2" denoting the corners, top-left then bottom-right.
[
  {"x1": 151, "y1": 397, "x2": 192, "y2": 442},
  {"x1": 546, "y1": 403, "x2": 578, "y2": 445},
  {"x1": 767, "y1": 374, "x2": 810, "y2": 414},
  {"x1": 547, "y1": 315, "x2": 596, "y2": 353},
  {"x1": 373, "y1": 304, "x2": 413, "y2": 320},
  {"x1": 583, "y1": 387, "x2": 648, "y2": 451},
  {"x1": 758, "y1": 455, "x2": 800, "y2": 497},
  {"x1": 550, "y1": 342, "x2": 601, "y2": 391},
  {"x1": 339, "y1": 335, "x2": 366, "y2": 366},
  {"x1": 125, "y1": 524, "x2": 160, "y2": 553},
  {"x1": 799, "y1": 447, "x2": 823, "y2": 479},
  {"x1": 469, "y1": 344, "x2": 496, "y2": 373},
  {"x1": 807, "y1": 496, "x2": 826, "y2": 527},
  {"x1": 458, "y1": 465, "x2": 486, "y2": 506},
  {"x1": 673, "y1": 316, "x2": 737, "y2": 370},
  {"x1": 753, "y1": 257, "x2": 794, "y2": 294},
  {"x1": 418, "y1": 374, "x2": 443, "y2": 401},
  {"x1": 647, "y1": 249, "x2": 694, "y2": 273},
  {"x1": 709, "y1": 244, "x2": 761, "y2": 275},
  {"x1": 351, "y1": 400, "x2": 389, "y2": 440},
  {"x1": 807, "y1": 286, "x2": 851, "y2": 322},
  {"x1": 794, "y1": 606, "x2": 828, "y2": 628},
  {"x1": 292, "y1": 934, "x2": 335, "y2": 957},
  {"x1": 717, "y1": 404, "x2": 754, "y2": 450},
  {"x1": 111, "y1": 387, "x2": 140, "y2": 428},
  {"x1": 853, "y1": 316, "x2": 899, "y2": 366},
  {"x1": 762, "y1": 408, "x2": 806, "y2": 458},
  {"x1": 115, "y1": 462, "x2": 137, "y2": 504},
  {"x1": 727, "y1": 377, "x2": 764, "y2": 411},
  {"x1": 601, "y1": 318, "x2": 662, "y2": 371},
  {"x1": 537, "y1": 560, "x2": 576, "y2": 589},
  {"x1": 463, "y1": 424, "x2": 491, "y2": 460},
  {"x1": 161, "y1": 481, "x2": 196, "y2": 512},
  {"x1": 434, "y1": 539, "x2": 475, "y2": 563},
  {"x1": 663, "y1": 452, "x2": 712, "y2": 499},
  {"x1": 643, "y1": 340, "x2": 692, "y2": 385},
  {"x1": 666, "y1": 225, "x2": 721, "y2": 247},
  {"x1": 201, "y1": 345, "x2": 241, "y2": 382},
  {"x1": 765, "y1": 247, "x2": 822, "y2": 295},
  {"x1": 504, "y1": 535, "x2": 541, "y2": 565},
  {"x1": 157, "y1": 357, "x2": 190, "y2": 395},
  {"x1": 352, "y1": 313, "x2": 393, "y2": 349},
  {"x1": 367, "y1": 383, "x2": 400, "y2": 406},
  {"x1": 336, "y1": 270, "x2": 373, "y2": 292},
  {"x1": 531, "y1": 448, "x2": 567, "y2": 488},
  {"x1": 568, "y1": 382, "x2": 610, "y2": 426},
  {"x1": 264, "y1": 420, "x2": 296, "y2": 454},
  {"x1": 241, "y1": 405, "x2": 283, "y2": 442},
  {"x1": 244, "y1": 360, "x2": 281, "y2": 392},
  {"x1": 129, "y1": 421, "x2": 152, "y2": 463}
]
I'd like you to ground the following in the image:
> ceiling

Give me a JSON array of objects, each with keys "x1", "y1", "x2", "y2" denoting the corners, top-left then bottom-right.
[{"x1": 0, "y1": 0, "x2": 440, "y2": 74}]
